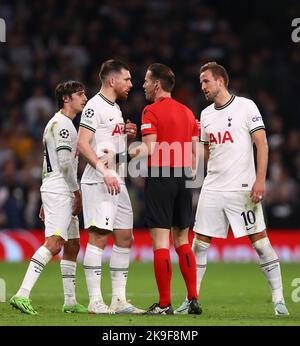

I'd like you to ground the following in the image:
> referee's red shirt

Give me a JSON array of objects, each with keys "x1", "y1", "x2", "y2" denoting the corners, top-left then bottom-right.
[{"x1": 141, "y1": 97, "x2": 199, "y2": 167}]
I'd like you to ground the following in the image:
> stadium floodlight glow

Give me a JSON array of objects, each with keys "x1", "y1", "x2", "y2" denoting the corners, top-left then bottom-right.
[
  {"x1": 291, "y1": 18, "x2": 300, "y2": 43},
  {"x1": 0, "y1": 278, "x2": 6, "y2": 302},
  {"x1": 0, "y1": 18, "x2": 6, "y2": 42}
]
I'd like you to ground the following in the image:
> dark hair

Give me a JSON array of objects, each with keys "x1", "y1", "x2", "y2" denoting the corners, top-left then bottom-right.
[
  {"x1": 200, "y1": 62, "x2": 229, "y2": 88},
  {"x1": 99, "y1": 59, "x2": 130, "y2": 83},
  {"x1": 147, "y1": 63, "x2": 175, "y2": 92},
  {"x1": 55, "y1": 80, "x2": 85, "y2": 109}
]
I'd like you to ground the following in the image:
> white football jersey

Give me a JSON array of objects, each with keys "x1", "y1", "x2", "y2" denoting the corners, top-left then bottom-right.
[
  {"x1": 40, "y1": 111, "x2": 78, "y2": 194},
  {"x1": 200, "y1": 95, "x2": 265, "y2": 191},
  {"x1": 80, "y1": 93, "x2": 126, "y2": 184}
]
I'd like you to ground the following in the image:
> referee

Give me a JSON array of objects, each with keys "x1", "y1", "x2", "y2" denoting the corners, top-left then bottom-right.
[{"x1": 139, "y1": 63, "x2": 202, "y2": 315}]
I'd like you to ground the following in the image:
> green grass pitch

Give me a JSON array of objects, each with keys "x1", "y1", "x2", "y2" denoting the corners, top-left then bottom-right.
[{"x1": 0, "y1": 261, "x2": 299, "y2": 326}]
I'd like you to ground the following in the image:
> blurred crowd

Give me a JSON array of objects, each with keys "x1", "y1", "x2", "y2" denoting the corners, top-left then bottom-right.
[{"x1": 0, "y1": 0, "x2": 299, "y2": 229}]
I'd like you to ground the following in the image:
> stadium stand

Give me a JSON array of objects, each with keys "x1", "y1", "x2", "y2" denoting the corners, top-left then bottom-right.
[{"x1": 0, "y1": 0, "x2": 299, "y2": 229}]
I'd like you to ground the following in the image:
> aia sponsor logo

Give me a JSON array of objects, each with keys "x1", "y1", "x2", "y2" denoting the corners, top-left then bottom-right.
[
  {"x1": 111, "y1": 123, "x2": 125, "y2": 136},
  {"x1": 209, "y1": 131, "x2": 234, "y2": 144}
]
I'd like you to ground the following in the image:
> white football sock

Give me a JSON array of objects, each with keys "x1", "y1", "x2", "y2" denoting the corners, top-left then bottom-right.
[
  {"x1": 17, "y1": 246, "x2": 52, "y2": 298},
  {"x1": 110, "y1": 245, "x2": 130, "y2": 305},
  {"x1": 253, "y1": 237, "x2": 284, "y2": 303},
  {"x1": 61, "y1": 259, "x2": 77, "y2": 306},
  {"x1": 192, "y1": 238, "x2": 210, "y2": 294},
  {"x1": 83, "y1": 243, "x2": 103, "y2": 303}
]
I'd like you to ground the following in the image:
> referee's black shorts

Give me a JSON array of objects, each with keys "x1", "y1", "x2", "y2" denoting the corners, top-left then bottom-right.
[{"x1": 144, "y1": 167, "x2": 193, "y2": 229}]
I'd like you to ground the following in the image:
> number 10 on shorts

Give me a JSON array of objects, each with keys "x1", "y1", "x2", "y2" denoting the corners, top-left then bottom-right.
[{"x1": 241, "y1": 210, "x2": 256, "y2": 230}]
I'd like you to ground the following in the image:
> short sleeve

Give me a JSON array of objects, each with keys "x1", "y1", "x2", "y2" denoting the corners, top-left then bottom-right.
[
  {"x1": 141, "y1": 108, "x2": 158, "y2": 136},
  {"x1": 55, "y1": 121, "x2": 73, "y2": 152},
  {"x1": 80, "y1": 104, "x2": 98, "y2": 133},
  {"x1": 246, "y1": 100, "x2": 265, "y2": 134},
  {"x1": 200, "y1": 113, "x2": 209, "y2": 144}
]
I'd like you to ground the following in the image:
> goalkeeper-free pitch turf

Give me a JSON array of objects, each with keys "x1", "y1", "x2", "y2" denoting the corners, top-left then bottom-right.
[{"x1": 0, "y1": 261, "x2": 299, "y2": 326}]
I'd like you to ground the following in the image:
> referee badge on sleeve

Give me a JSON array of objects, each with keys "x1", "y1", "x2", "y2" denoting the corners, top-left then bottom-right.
[{"x1": 141, "y1": 123, "x2": 152, "y2": 130}]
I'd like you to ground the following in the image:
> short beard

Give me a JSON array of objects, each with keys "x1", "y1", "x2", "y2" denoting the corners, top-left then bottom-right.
[
  {"x1": 117, "y1": 93, "x2": 128, "y2": 101},
  {"x1": 206, "y1": 90, "x2": 218, "y2": 102},
  {"x1": 145, "y1": 91, "x2": 155, "y2": 102}
]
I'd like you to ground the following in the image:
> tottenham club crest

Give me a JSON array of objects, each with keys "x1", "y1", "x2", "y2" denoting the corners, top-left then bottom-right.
[
  {"x1": 85, "y1": 108, "x2": 94, "y2": 118},
  {"x1": 59, "y1": 129, "x2": 69, "y2": 139}
]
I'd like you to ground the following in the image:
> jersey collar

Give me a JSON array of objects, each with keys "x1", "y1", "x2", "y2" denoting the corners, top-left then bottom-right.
[
  {"x1": 157, "y1": 96, "x2": 171, "y2": 101},
  {"x1": 56, "y1": 111, "x2": 72, "y2": 121},
  {"x1": 98, "y1": 93, "x2": 115, "y2": 106},
  {"x1": 214, "y1": 94, "x2": 235, "y2": 110}
]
